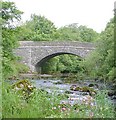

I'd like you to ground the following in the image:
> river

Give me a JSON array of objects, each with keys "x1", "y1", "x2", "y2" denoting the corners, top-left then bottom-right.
[
  {"x1": 8, "y1": 76, "x2": 116, "y2": 108},
  {"x1": 29, "y1": 78, "x2": 115, "y2": 107}
]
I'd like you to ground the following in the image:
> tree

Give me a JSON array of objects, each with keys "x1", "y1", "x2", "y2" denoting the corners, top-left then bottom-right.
[
  {"x1": 57, "y1": 23, "x2": 81, "y2": 41},
  {"x1": 82, "y1": 18, "x2": 115, "y2": 81},
  {"x1": 40, "y1": 54, "x2": 83, "y2": 74},
  {"x1": 2, "y1": 1, "x2": 23, "y2": 28},
  {"x1": 2, "y1": 1, "x2": 23, "y2": 79},
  {"x1": 78, "y1": 25, "x2": 99, "y2": 42},
  {"x1": 19, "y1": 14, "x2": 59, "y2": 41},
  {"x1": 57, "y1": 24, "x2": 99, "y2": 41}
]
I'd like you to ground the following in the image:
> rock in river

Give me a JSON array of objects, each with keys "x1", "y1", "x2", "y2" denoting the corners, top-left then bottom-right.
[{"x1": 70, "y1": 85, "x2": 97, "y2": 96}]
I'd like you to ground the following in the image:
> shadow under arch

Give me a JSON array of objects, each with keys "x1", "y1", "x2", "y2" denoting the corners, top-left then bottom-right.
[{"x1": 35, "y1": 52, "x2": 82, "y2": 73}]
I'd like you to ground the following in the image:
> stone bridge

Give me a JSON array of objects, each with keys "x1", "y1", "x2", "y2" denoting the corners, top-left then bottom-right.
[{"x1": 15, "y1": 41, "x2": 95, "y2": 72}]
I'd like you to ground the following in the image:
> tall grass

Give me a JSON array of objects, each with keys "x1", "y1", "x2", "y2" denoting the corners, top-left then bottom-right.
[{"x1": 2, "y1": 82, "x2": 115, "y2": 118}]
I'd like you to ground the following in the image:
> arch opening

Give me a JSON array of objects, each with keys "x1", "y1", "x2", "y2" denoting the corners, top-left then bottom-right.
[{"x1": 35, "y1": 52, "x2": 82, "y2": 73}]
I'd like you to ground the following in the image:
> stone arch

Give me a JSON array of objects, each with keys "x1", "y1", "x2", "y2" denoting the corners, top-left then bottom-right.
[{"x1": 35, "y1": 52, "x2": 82, "y2": 73}]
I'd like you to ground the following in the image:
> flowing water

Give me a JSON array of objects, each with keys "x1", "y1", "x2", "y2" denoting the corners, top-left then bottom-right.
[
  {"x1": 30, "y1": 78, "x2": 106, "y2": 106},
  {"x1": 8, "y1": 77, "x2": 116, "y2": 107}
]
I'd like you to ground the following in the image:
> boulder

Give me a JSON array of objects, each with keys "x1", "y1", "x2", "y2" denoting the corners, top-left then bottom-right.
[
  {"x1": 70, "y1": 85, "x2": 80, "y2": 91},
  {"x1": 88, "y1": 83, "x2": 94, "y2": 87},
  {"x1": 65, "y1": 90, "x2": 73, "y2": 94},
  {"x1": 12, "y1": 79, "x2": 35, "y2": 99},
  {"x1": 88, "y1": 83, "x2": 99, "y2": 88},
  {"x1": 70, "y1": 85, "x2": 96, "y2": 96}
]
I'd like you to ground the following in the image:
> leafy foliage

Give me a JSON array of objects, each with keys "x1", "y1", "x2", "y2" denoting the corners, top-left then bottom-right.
[
  {"x1": 41, "y1": 54, "x2": 82, "y2": 74},
  {"x1": 2, "y1": 1, "x2": 114, "y2": 82},
  {"x1": 2, "y1": 82, "x2": 115, "y2": 118},
  {"x1": 81, "y1": 18, "x2": 115, "y2": 81},
  {"x1": 2, "y1": 1, "x2": 23, "y2": 28},
  {"x1": 17, "y1": 15, "x2": 99, "y2": 75},
  {"x1": 2, "y1": 1, "x2": 115, "y2": 119},
  {"x1": 2, "y1": 1, "x2": 23, "y2": 79},
  {"x1": 57, "y1": 24, "x2": 99, "y2": 41},
  {"x1": 18, "y1": 18, "x2": 99, "y2": 42},
  {"x1": 78, "y1": 25, "x2": 99, "y2": 42},
  {"x1": 57, "y1": 23, "x2": 81, "y2": 41},
  {"x1": 18, "y1": 14, "x2": 59, "y2": 41}
]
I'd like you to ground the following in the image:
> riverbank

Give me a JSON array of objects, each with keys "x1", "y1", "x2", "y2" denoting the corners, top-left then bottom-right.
[
  {"x1": 5, "y1": 72, "x2": 116, "y2": 118},
  {"x1": 2, "y1": 79, "x2": 115, "y2": 118},
  {"x1": 6, "y1": 74, "x2": 116, "y2": 110}
]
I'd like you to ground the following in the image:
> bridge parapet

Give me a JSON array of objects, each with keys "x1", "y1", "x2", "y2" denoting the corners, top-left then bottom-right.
[{"x1": 19, "y1": 41, "x2": 95, "y2": 48}]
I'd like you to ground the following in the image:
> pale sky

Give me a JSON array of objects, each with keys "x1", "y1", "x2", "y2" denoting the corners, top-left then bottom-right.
[{"x1": 8, "y1": 0, "x2": 115, "y2": 33}]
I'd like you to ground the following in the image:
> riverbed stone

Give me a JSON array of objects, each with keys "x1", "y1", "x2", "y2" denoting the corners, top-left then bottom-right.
[
  {"x1": 65, "y1": 90, "x2": 74, "y2": 94},
  {"x1": 70, "y1": 85, "x2": 96, "y2": 96},
  {"x1": 12, "y1": 79, "x2": 36, "y2": 99},
  {"x1": 88, "y1": 83, "x2": 99, "y2": 89},
  {"x1": 88, "y1": 83, "x2": 94, "y2": 87},
  {"x1": 70, "y1": 85, "x2": 79, "y2": 91},
  {"x1": 108, "y1": 90, "x2": 116, "y2": 96}
]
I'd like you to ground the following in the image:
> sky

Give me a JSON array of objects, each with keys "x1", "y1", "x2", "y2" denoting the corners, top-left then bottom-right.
[{"x1": 8, "y1": 0, "x2": 115, "y2": 33}]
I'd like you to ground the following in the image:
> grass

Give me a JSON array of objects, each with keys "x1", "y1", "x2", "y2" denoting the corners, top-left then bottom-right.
[{"x1": 2, "y1": 82, "x2": 115, "y2": 118}]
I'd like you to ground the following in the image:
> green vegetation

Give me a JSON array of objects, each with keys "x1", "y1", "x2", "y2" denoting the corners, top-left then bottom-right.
[
  {"x1": 16, "y1": 13, "x2": 99, "y2": 75},
  {"x1": 41, "y1": 54, "x2": 83, "y2": 74},
  {"x1": 2, "y1": 1, "x2": 23, "y2": 79},
  {"x1": 2, "y1": 1, "x2": 115, "y2": 81},
  {"x1": 2, "y1": 1, "x2": 29, "y2": 79},
  {"x1": 81, "y1": 18, "x2": 115, "y2": 81},
  {"x1": 57, "y1": 24, "x2": 99, "y2": 41},
  {"x1": 19, "y1": 17, "x2": 98, "y2": 42},
  {"x1": 2, "y1": 82, "x2": 115, "y2": 118},
  {"x1": 1, "y1": 0, "x2": 115, "y2": 118},
  {"x1": 18, "y1": 14, "x2": 59, "y2": 41}
]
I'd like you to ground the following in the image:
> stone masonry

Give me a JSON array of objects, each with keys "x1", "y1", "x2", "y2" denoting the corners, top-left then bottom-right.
[{"x1": 15, "y1": 41, "x2": 95, "y2": 72}]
